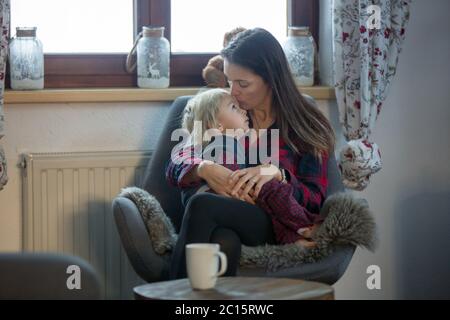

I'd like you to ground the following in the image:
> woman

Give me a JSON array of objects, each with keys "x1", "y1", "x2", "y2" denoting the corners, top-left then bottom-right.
[{"x1": 166, "y1": 28, "x2": 335, "y2": 279}]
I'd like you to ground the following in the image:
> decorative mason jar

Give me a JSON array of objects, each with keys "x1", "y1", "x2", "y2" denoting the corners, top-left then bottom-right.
[
  {"x1": 126, "y1": 26, "x2": 170, "y2": 89},
  {"x1": 282, "y1": 26, "x2": 315, "y2": 86},
  {"x1": 9, "y1": 27, "x2": 44, "y2": 90}
]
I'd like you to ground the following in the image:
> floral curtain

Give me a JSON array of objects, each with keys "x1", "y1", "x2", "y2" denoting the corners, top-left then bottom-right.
[
  {"x1": 0, "y1": 0, "x2": 10, "y2": 191},
  {"x1": 333, "y1": 0, "x2": 411, "y2": 190}
]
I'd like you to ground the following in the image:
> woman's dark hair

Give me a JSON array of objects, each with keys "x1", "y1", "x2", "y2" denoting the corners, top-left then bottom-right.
[{"x1": 221, "y1": 28, "x2": 335, "y2": 160}]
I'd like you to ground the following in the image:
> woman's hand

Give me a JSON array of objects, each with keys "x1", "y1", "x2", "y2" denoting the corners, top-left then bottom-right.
[
  {"x1": 197, "y1": 161, "x2": 257, "y2": 204},
  {"x1": 197, "y1": 160, "x2": 234, "y2": 197},
  {"x1": 228, "y1": 164, "x2": 282, "y2": 202}
]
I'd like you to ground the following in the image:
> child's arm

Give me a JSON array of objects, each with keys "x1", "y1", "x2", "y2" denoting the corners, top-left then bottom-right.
[{"x1": 165, "y1": 144, "x2": 204, "y2": 188}]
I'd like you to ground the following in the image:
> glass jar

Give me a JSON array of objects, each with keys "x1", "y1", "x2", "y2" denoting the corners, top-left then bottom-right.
[
  {"x1": 126, "y1": 26, "x2": 170, "y2": 89},
  {"x1": 9, "y1": 27, "x2": 44, "y2": 90},
  {"x1": 282, "y1": 26, "x2": 315, "y2": 87}
]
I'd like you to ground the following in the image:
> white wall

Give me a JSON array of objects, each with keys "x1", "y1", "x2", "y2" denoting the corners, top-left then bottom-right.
[
  {"x1": 0, "y1": 0, "x2": 449, "y2": 299},
  {"x1": 333, "y1": 0, "x2": 450, "y2": 299},
  {"x1": 0, "y1": 102, "x2": 169, "y2": 251},
  {"x1": 319, "y1": 0, "x2": 334, "y2": 86}
]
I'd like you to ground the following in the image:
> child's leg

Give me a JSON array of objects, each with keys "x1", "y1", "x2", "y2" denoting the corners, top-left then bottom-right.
[{"x1": 256, "y1": 179, "x2": 321, "y2": 244}]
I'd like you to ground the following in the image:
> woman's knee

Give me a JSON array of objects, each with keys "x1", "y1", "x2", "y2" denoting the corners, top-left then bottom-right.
[
  {"x1": 184, "y1": 192, "x2": 230, "y2": 220},
  {"x1": 183, "y1": 193, "x2": 219, "y2": 224},
  {"x1": 210, "y1": 228, "x2": 241, "y2": 255},
  {"x1": 210, "y1": 228, "x2": 241, "y2": 276}
]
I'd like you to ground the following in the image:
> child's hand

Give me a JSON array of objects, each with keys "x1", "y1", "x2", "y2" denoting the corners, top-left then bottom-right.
[
  {"x1": 295, "y1": 238, "x2": 317, "y2": 249},
  {"x1": 298, "y1": 223, "x2": 321, "y2": 239}
]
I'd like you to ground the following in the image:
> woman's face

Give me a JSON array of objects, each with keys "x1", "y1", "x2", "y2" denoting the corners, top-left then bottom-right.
[
  {"x1": 223, "y1": 59, "x2": 272, "y2": 111},
  {"x1": 216, "y1": 95, "x2": 249, "y2": 132}
]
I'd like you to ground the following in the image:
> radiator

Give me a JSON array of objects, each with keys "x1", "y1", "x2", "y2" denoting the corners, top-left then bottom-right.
[{"x1": 21, "y1": 151, "x2": 152, "y2": 299}]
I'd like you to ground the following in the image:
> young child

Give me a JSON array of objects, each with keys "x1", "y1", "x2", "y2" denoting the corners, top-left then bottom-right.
[
  {"x1": 180, "y1": 88, "x2": 249, "y2": 207},
  {"x1": 178, "y1": 88, "x2": 319, "y2": 248}
]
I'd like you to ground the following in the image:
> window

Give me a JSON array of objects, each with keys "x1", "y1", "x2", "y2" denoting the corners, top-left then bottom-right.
[
  {"x1": 171, "y1": 0, "x2": 287, "y2": 53},
  {"x1": 11, "y1": 0, "x2": 134, "y2": 53},
  {"x1": 7, "y1": 0, "x2": 319, "y2": 88}
]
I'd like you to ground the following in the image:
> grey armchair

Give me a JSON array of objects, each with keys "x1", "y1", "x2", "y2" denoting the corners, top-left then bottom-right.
[
  {"x1": 113, "y1": 95, "x2": 355, "y2": 285},
  {"x1": 0, "y1": 252, "x2": 101, "y2": 299}
]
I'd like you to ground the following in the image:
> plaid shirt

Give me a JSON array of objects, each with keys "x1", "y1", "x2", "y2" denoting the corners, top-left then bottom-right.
[{"x1": 165, "y1": 123, "x2": 328, "y2": 245}]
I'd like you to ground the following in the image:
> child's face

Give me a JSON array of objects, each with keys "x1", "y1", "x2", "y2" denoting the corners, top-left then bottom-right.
[{"x1": 216, "y1": 95, "x2": 249, "y2": 133}]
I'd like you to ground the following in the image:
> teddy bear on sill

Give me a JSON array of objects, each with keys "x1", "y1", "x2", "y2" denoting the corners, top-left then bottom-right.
[{"x1": 201, "y1": 27, "x2": 247, "y2": 88}]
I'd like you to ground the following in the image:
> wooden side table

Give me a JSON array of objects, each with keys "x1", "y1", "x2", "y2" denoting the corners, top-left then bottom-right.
[{"x1": 134, "y1": 277, "x2": 334, "y2": 300}]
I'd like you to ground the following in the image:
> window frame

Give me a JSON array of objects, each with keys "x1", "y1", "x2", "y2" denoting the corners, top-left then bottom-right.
[{"x1": 7, "y1": 0, "x2": 319, "y2": 88}]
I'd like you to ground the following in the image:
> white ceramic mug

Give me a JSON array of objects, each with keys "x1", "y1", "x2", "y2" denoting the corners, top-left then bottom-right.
[{"x1": 186, "y1": 243, "x2": 227, "y2": 290}]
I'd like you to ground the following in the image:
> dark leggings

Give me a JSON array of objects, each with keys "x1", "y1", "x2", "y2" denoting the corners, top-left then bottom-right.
[{"x1": 169, "y1": 192, "x2": 276, "y2": 279}]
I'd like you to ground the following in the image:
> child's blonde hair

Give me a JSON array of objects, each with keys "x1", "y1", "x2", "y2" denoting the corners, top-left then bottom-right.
[{"x1": 182, "y1": 88, "x2": 229, "y2": 146}]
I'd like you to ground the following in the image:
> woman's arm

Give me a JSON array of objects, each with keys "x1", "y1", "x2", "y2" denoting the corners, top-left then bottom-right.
[
  {"x1": 281, "y1": 152, "x2": 329, "y2": 213},
  {"x1": 229, "y1": 152, "x2": 329, "y2": 210},
  {"x1": 165, "y1": 144, "x2": 237, "y2": 196}
]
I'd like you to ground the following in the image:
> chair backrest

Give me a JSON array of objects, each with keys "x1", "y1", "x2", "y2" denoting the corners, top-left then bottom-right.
[
  {"x1": 141, "y1": 95, "x2": 345, "y2": 231},
  {"x1": 0, "y1": 252, "x2": 101, "y2": 300},
  {"x1": 141, "y1": 96, "x2": 191, "y2": 232}
]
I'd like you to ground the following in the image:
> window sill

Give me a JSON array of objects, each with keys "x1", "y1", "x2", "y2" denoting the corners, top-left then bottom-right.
[{"x1": 4, "y1": 86, "x2": 335, "y2": 104}]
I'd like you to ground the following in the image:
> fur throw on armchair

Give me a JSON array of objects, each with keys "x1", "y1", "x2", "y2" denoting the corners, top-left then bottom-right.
[
  {"x1": 119, "y1": 187, "x2": 177, "y2": 256},
  {"x1": 119, "y1": 187, "x2": 377, "y2": 271},
  {"x1": 240, "y1": 193, "x2": 377, "y2": 272}
]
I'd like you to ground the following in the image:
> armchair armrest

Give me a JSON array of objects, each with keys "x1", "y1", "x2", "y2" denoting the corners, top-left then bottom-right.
[
  {"x1": 112, "y1": 197, "x2": 169, "y2": 283},
  {"x1": 0, "y1": 252, "x2": 101, "y2": 299}
]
